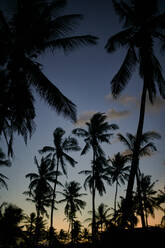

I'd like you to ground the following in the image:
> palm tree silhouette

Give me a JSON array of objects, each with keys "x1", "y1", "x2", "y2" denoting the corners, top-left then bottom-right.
[
  {"x1": 139, "y1": 174, "x2": 159, "y2": 227},
  {"x1": 58, "y1": 181, "x2": 86, "y2": 243},
  {"x1": 118, "y1": 131, "x2": 161, "y2": 227},
  {"x1": 108, "y1": 152, "x2": 130, "y2": 213},
  {"x1": 39, "y1": 127, "x2": 80, "y2": 238},
  {"x1": 0, "y1": 0, "x2": 98, "y2": 154},
  {"x1": 73, "y1": 112, "x2": 118, "y2": 240},
  {"x1": 105, "y1": 0, "x2": 165, "y2": 226},
  {"x1": 25, "y1": 154, "x2": 57, "y2": 244},
  {"x1": 0, "y1": 148, "x2": 11, "y2": 190},
  {"x1": 80, "y1": 156, "x2": 111, "y2": 236},
  {"x1": 24, "y1": 212, "x2": 36, "y2": 248},
  {"x1": 95, "y1": 203, "x2": 111, "y2": 233}
]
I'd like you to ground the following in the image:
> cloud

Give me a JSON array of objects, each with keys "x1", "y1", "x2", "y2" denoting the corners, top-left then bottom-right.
[
  {"x1": 75, "y1": 111, "x2": 97, "y2": 126},
  {"x1": 106, "y1": 93, "x2": 165, "y2": 114},
  {"x1": 105, "y1": 94, "x2": 137, "y2": 106},
  {"x1": 107, "y1": 108, "x2": 131, "y2": 119},
  {"x1": 144, "y1": 96, "x2": 165, "y2": 113}
]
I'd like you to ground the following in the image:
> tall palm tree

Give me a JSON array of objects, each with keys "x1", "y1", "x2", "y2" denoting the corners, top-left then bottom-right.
[
  {"x1": 0, "y1": 0, "x2": 98, "y2": 154},
  {"x1": 39, "y1": 127, "x2": 80, "y2": 236},
  {"x1": 108, "y1": 152, "x2": 130, "y2": 212},
  {"x1": 0, "y1": 148, "x2": 11, "y2": 190},
  {"x1": 25, "y1": 154, "x2": 58, "y2": 216},
  {"x1": 58, "y1": 181, "x2": 86, "y2": 242},
  {"x1": 105, "y1": 0, "x2": 165, "y2": 226},
  {"x1": 118, "y1": 131, "x2": 161, "y2": 227},
  {"x1": 72, "y1": 112, "x2": 118, "y2": 240},
  {"x1": 80, "y1": 156, "x2": 111, "y2": 237}
]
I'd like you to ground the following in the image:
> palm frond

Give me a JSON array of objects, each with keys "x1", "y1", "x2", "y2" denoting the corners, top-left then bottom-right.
[
  {"x1": 72, "y1": 128, "x2": 88, "y2": 137},
  {"x1": 24, "y1": 57, "x2": 77, "y2": 122},
  {"x1": 111, "y1": 46, "x2": 138, "y2": 97},
  {"x1": 45, "y1": 35, "x2": 98, "y2": 53},
  {"x1": 39, "y1": 146, "x2": 55, "y2": 154},
  {"x1": 48, "y1": 14, "x2": 83, "y2": 38},
  {"x1": 117, "y1": 133, "x2": 132, "y2": 150},
  {"x1": 105, "y1": 27, "x2": 133, "y2": 53},
  {"x1": 63, "y1": 152, "x2": 77, "y2": 167},
  {"x1": 81, "y1": 142, "x2": 91, "y2": 155}
]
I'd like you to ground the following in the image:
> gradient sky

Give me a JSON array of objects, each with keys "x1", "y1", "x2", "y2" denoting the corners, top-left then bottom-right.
[{"x1": 0, "y1": 0, "x2": 165, "y2": 231}]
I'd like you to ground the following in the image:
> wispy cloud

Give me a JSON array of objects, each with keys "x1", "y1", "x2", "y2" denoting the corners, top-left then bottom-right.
[
  {"x1": 107, "y1": 108, "x2": 131, "y2": 119},
  {"x1": 105, "y1": 93, "x2": 165, "y2": 114}
]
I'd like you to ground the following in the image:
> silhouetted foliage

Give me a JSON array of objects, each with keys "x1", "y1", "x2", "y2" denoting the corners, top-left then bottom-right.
[
  {"x1": 0, "y1": 0, "x2": 98, "y2": 155},
  {"x1": 105, "y1": 0, "x2": 165, "y2": 227}
]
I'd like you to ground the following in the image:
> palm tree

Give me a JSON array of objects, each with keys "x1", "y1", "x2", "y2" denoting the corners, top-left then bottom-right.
[
  {"x1": 156, "y1": 186, "x2": 165, "y2": 227},
  {"x1": 58, "y1": 181, "x2": 86, "y2": 243},
  {"x1": 24, "y1": 212, "x2": 36, "y2": 248},
  {"x1": 108, "y1": 152, "x2": 130, "y2": 212},
  {"x1": 118, "y1": 131, "x2": 161, "y2": 227},
  {"x1": 39, "y1": 127, "x2": 80, "y2": 236},
  {"x1": 105, "y1": 0, "x2": 165, "y2": 226},
  {"x1": 0, "y1": 148, "x2": 11, "y2": 190},
  {"x1": 25, "y1": 154, "x2": 58, "y2": 217},
  {"x1": 139, "y1": 174, "x2": 159, "y2": 227},
  {"x1": 0, "y1": 0, "x2": 98, "y2": 154},
  {"x1": 80, "y1": 156, "x2": 111, "y2": 237},
  {"x1": 72, "y1": 112, "x2": 118, "y2": 240},
  {"x1": 95, "y1": 203, "x2": 111, "y2": 233},
  {"x1": 25, "y1": 154, "x2": 58, "y2": 245}
]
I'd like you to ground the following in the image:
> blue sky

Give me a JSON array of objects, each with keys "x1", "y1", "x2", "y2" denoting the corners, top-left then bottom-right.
[{"x1": 0, "y1": 0, "x2": 165, "y2": 230}]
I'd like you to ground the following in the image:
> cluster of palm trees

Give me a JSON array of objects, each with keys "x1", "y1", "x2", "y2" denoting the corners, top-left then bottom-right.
[
  {"x1": 1, "y1": 0, "x2": 165, "y2": 246},
  {"x1": 23, "y1": 112, "x2": 164, "y2": 246}
]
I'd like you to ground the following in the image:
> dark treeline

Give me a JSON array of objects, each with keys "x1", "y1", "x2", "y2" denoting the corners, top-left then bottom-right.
[{"x1": 0, "y1": 0, "x2": 165, "y2": 247}]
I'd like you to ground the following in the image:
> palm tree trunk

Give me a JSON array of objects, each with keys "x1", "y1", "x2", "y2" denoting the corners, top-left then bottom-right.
[
  {"x1": 92, "y1": 149, "x2": 96, "y2": 244},
  {"x1": 35, "y1": 206, "x2": 40, "y2": 246},
  {"x1": 114, "y1": 181, "x2": 118, "y2": 213},
  {"x1": 136, "y1": 168, "x2": 146, "y2": 228},
  {"x1": 49, "y1": 158, "x2": 59, "y2": 247},
  {"x1": 122, "y1": 81, "x2": 147, "y2": 228}
]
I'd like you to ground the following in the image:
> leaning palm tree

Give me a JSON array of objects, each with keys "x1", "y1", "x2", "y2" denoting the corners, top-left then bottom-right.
[
  {"x1": 39, "y1": 127, "x2": 80, "y2": 238},
  {"x1": 118, "y1": 131, "x2": 161, "y2": 227},
  {"x1": 108, "y1": 152, "x2": 130, "y2": 212},
  {"x1": 72, "y1": 112, "x2": 118, "y2": 240},
  {"x1": 105, "y1": 0, "x2": 165, "y2": 226},
  {"x1": 0, "y1": 148, "x2": 11, "y2": 190},
  {"x1": 0, "y1": 0, "x2": 98, "y2": 155},
  {"x1": 58, "y1": 181, "x2": 86, "y2": 243}
]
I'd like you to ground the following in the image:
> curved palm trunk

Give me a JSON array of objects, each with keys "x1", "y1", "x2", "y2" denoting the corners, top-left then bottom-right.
[
  {"x1": 122, "y1": 81, "x2": 147, "y2": 228},
  {"x1": 114, "y1": 180, "x2": 118, "y2": 213},
  {"x1": 49, "y1": 158, "x2": 59, "y2": 247}
]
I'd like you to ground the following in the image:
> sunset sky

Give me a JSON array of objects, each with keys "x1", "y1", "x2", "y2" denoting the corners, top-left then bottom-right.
[{"x1": 0, "y1": 0, "x2": 165, "y2": 231}]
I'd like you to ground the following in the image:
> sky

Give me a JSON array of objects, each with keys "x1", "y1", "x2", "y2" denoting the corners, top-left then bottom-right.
[{"x1": 0, "y1": 0, "x2": 165, "y2": 231}]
